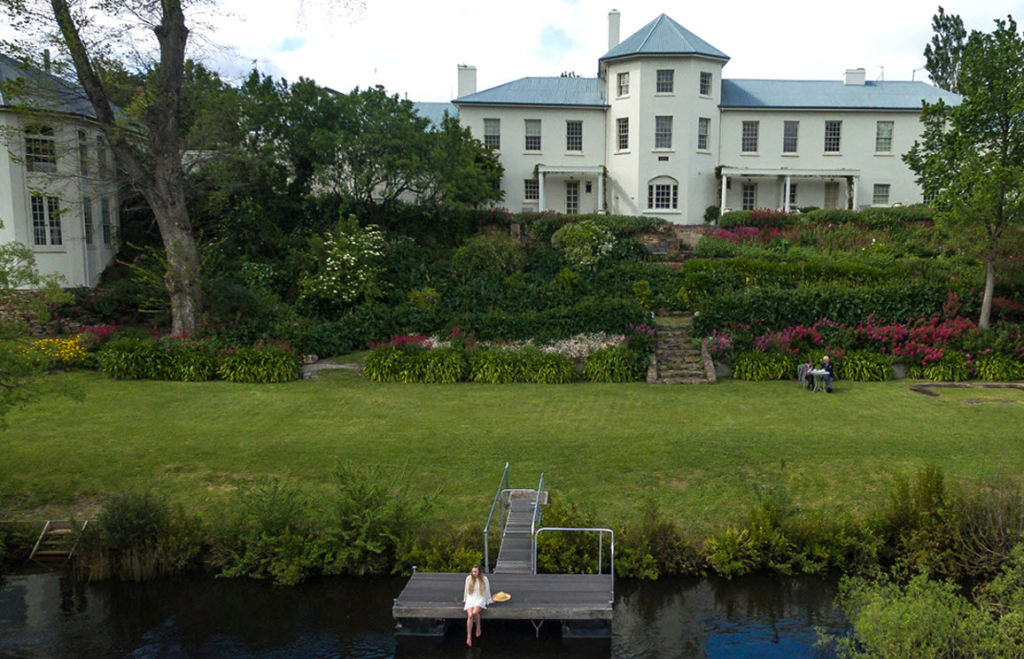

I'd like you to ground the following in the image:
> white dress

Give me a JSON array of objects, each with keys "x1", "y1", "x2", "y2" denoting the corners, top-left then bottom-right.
[{"x1": 463, "y1": 575, "x2": 491, "y2": 610}]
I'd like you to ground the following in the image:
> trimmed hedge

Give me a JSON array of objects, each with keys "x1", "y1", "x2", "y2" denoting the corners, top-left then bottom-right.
[{"x1": 693, "y1": 285, "x2": 978, "y2": 336}]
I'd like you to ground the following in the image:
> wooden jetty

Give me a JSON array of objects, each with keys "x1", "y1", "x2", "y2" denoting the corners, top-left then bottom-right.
[{"x1": 393, "y1": 464, "x2": 614, "y2": 639}]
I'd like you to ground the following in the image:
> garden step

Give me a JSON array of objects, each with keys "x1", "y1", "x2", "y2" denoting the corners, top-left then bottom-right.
[{"x1": 657, "y1": 376, "x2": 712, "y2": 385}]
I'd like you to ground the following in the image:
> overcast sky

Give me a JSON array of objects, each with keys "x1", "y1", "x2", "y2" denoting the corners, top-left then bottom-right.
[{"x1": 205, "y1": 0, "x2": 1012, "y2": 100}]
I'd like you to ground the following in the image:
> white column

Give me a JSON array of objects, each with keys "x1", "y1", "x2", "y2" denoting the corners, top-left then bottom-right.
[
  {"x1": 597, "y1": 171, "x2": 605, "y2": 212},
  {"x1": 538, "y1": 170, "x2": 546, "y2": 212},
  {"x1": 851, "y1": 176, "x2": 858, "y2": 210},
  {"x1": 784, "y1": 175, "x2": 791, "y2": 212},
  {"x1": 720, "y1": 174, "x2": 728, "y2": 211}
]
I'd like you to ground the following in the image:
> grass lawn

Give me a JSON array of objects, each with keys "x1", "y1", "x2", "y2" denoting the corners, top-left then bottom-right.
[{"x1": 2, "y1": 370, "x2": 1023, "y2": 536}]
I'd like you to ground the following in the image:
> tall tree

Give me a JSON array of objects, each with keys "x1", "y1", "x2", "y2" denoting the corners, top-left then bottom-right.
[
  {"x1": 905, "y1": 15, "x2": 1024, "y2": 328},
  {"x1": 1, "y1": 0, "x2": 202, "y2": 334},
  {"x1": 924, "y1": 6, "x2": 967, "y2": 93}
]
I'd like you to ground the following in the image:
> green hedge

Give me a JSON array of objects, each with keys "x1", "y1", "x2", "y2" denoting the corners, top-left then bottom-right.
[
  {"x1": 731, "y1": 351, "x2": 795, "y2": 381},
  {"x1": 693, "y1": 285, "x2": 978, "y2": 336}
]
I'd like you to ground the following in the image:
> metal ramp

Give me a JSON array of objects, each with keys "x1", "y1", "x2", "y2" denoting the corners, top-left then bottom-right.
[{"x1": 484, "y1": 463, "x2": 547, "y2": 574}]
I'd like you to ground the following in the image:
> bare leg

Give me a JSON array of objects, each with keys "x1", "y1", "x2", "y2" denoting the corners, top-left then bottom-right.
[
  {"x1": 466, "y1": 609, "x2": 474, "y2": 646},
  {"x1": 475, "y1": 610, "x2": 482, "y2": 637}
]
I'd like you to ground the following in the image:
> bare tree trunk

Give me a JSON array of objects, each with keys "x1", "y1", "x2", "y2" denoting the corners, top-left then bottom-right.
[
  {"x1": 979, "y1": 250, "x2": 996, "y2": 329},
  {"x1": 50, "y1": 0, "x2": 202, "y2": 335}
]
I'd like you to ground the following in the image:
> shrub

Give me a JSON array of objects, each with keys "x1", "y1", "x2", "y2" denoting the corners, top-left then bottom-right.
[
  {"x1": 164, "y1": 342, "x2": 220, "y2": 382},
  {"x1": 74, "y1": 493, "x2": 204, "y2": 582},
  {"x1": 920, "y1": 351, "x2": 970, "y2": 382},
  {"x1": 525, "y1": 350, "x2": 576, "y2": 384},
  {"x1": 421, "y1": 347, "x2": 469, "y2": 383},
  {"x1": 583, "y1": 346, "x2": 643, "y2": 382},
  {"x1": 217, "y1": 341, "x2": 299, "y2": 383},
  {"x1": 470, "y1": 349, "x2": 528, "y2": 384},
  {"x1": 322, "y1": 463, "x2": 434, "y2": 577},
  {"x1": 731, "y1": 351, "x2": 794, "y2": 381},
  {"x1": 363, "y1": 346, "x2": 426, "y2": 382},
  {"x1": 974, "y1": 353, "x2": 1024, "y2": 381},
  {"x1": 450, "y1": 232, "x2": 525, "y2": 280},
  {"x1": 718, "y1": 208, "x2": 799, "y2": 229},
  {"x1": 551, "y1": 220, "x2": 616, "y2": 268},
  {"x1": 98, "y1": 338, "x2": 170, "y2": 380},
  {"x1": 837, "y1": 350, "x2": 892, "y2": 382},
  {"x1": 211, "y1": 477, "x2": 322, "y2": 586}
]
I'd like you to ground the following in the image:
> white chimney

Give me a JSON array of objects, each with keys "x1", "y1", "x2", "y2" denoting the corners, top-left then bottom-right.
[
  {"x1": 608, "y1": 9, "x2": 620, "y2": 50},
  {"x1": 844, "y1": 68, "x2": 866, "y2": 86},
  {"x1": 457, "y1": 64, "x2": 477, "y2": 98}
]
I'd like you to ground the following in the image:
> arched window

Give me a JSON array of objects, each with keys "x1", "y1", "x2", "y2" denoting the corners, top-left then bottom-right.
[{"x1": 647, "y1": 176, "x2": 678, "y2": 210}]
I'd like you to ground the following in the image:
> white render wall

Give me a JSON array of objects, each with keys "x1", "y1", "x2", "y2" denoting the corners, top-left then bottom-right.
[
  {"x1": 718, "y1": 109, "x2": 928, "y2": 211},
  {"x1": 604, "y1": 56, "x2": 724, "y2": 222},
  {"x1": 0, "y1": 111, "x2": 119, "y2": 288},
  {"x1": 458, "y1": 104, "x2": 607, "y2": 213}
]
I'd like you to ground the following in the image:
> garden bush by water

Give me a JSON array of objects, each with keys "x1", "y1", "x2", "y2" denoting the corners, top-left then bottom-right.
[{"x1": 0, "y1": 572, "x2": 848, "y2": 658}]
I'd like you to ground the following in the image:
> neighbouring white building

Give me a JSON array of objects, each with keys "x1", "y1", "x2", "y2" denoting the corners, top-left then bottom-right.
[
  {"x1": 452, "y1": 12, "x2": 961, "y2": 223},
  {"x1": 0, "y1": 53, "x2": 119, "y2": 287}
]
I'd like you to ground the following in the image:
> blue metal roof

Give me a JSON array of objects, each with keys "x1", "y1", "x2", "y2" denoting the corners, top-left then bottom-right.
[
  {"x1": 600, "y1": 14, "x2": 728, "y2": 63},
  {"x1": 721, "y1": 79, "x2": 962, "y2": 110},
  {"x1": 454, "y1": 77, "x2": 606, "y2": 107},
  {"x1": 0, "y1": 53, "x2": 96, "y2": 116},
  {"x1": 413, "y1": 101, "x2": 457, "y2": 128}
]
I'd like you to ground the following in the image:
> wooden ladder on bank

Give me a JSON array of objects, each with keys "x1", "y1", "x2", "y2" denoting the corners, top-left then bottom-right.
[{"x1": 29, "y1": 520, "x2": 88, "y2": 566}]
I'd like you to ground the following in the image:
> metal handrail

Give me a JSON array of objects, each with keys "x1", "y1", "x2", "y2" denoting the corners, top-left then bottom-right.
[
  {"x1": 529, "y1": 473, "x2": 545, "y2": 537},
  {"x1": 533, "y1": 527, "x2": 616, "y2": 585},
  {"x1": 482, "y1": 462, "x2": 510, "y2": 573}
]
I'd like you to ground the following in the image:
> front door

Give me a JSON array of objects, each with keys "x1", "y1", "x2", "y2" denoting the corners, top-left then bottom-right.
[
  {"x1": 566, "y1": 181, "x2": 579, "y2": 214},
  {"x1": 824, "y1": 182, "x2": 839, "y2": 209}
]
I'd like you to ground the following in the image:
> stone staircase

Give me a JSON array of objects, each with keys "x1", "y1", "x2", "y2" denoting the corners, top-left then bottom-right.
[{"x1": 647, "y1": 312, "x2": 717, "y2": 385}]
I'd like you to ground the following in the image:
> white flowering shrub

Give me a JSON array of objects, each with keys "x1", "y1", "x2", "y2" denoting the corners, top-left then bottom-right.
[
  {"x1": 550, "y1": 220, "x2": 616, "y2": 268},
  {"x1": 300, "y1": 217, "x2": 388, "y2": 308}
]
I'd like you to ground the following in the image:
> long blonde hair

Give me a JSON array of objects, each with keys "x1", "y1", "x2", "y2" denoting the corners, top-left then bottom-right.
[{"x1": 467, "y1": 564, "x2": 484, "y2": 594}]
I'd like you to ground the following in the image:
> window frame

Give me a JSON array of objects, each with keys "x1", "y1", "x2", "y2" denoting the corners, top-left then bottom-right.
[
  {"x1": 617, "y1": 72, "x2": 630, "y2": 97},
  {"x1": 483, "y1": 118, "x2": 501, "y2": 150},
  {"x1": 524, "y1": 178, "x2": 539, "y2": 201},
  {"x1": 524, "y1": 119, "x2": 541, "y2": 152},
  {"x1": 654, "y1": 115, "x2": 673, "y2": 150},
  {"x1": 824, "y1": 120, "x2": 842, "y2": 153},
  {"x1": 83, "y1": 196, "x2": 94, "y2": 245},
  {"x1": 656, "y1": 69, "x2": 674, "y2": 94},
  {"x1": 31, "y1": 194, "x2": 62, "y2": 247},
  {"x1": 101, "y1": 197, "x2": 113, "y2": 245},
  {"x1": 783, "y1": 121, "x2": 799, "y2": 154},
  {"x1": 565, "y1": 120, "x2": 583, "y2": 152},
  {"x1": 647, "y1": 177, "x2": 679, "y2": 210},
  {"x1": 616, "y1": 117, "x2": 629, "y2": 151},
  {"x1": 741, "y1": 121, "x2": 759, "y2": 153},
  {"x1": 872, "y1": 183, "x2": 891, "y2": 206},
  {"x1": 697, "y1": 117, "x2": 710, "y2": 151},
  {"x1": 25, "y1": 125, "x2": 57, "y2": 173},
  {"x1": 788, "y1": 184, "x2": 798, "y2": 208},
  {"x1": 875, "y1": 120, "x2": 894, "y2": 153},
  {"x1": 699, "y1": 72, "x2": 713, "y2": 96}
]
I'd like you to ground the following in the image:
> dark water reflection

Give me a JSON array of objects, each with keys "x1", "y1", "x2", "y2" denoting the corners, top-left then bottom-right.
[{"x1": 0, "y1": 572, "x2": 847, "y2": 658}]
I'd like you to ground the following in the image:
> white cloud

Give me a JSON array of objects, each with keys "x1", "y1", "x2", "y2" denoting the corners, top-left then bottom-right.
[{"x1": 199, "y1": 0, "x2": 1012, "y2": 100}]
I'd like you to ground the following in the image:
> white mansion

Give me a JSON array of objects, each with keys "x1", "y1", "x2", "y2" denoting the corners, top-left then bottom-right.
[
  {"x1": 0, "y1": 53, "x2": 119, "y2": 288},
  {"x1": 450, "y1": 11, "x2": 961, "y2": 223}
]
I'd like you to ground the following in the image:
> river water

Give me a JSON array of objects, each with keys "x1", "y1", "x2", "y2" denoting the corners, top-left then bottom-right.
[{"x1": 1, "y1": 572, "x2": 848, "y2": 658}]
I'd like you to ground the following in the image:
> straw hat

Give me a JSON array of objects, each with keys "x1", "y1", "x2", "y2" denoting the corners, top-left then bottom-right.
[{"x1": 493, "y1": 591, "x2": 511, "y2": 602}]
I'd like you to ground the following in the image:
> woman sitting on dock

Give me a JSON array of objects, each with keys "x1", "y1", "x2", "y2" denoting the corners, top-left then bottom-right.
[{"x1": 463, "y1": 564, "x2": 493, "y2": 647}]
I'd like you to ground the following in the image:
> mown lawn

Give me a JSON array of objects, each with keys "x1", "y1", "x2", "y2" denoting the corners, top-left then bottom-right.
[{"x1": 3, "y1": 370, "x2": 1023, "y2": 535}]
